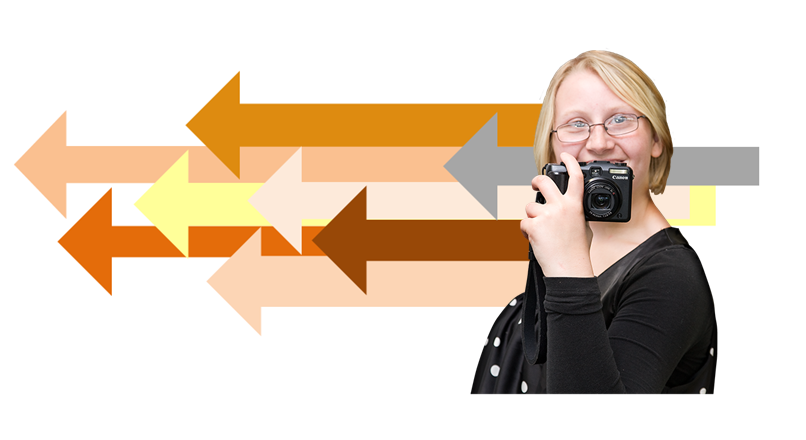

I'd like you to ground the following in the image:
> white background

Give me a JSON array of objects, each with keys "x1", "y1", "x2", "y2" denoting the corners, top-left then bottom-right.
[{"x1": 1, "y1": 1, "x2": 799, "y2": 438}]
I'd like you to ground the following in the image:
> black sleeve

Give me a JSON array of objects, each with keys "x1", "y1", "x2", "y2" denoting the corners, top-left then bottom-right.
[{"x1": 543, "y1": 246, "x2": 713, "y2": 393}]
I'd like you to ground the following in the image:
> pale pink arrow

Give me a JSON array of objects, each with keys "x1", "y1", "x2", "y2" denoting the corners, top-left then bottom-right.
[{"x1": 248, "y1": 148, "x2": 365, "y2": 254}]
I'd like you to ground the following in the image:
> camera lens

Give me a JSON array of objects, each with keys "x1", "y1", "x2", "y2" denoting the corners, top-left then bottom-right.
[
  {"x1": 593, "y1": 194, "x2": 611, "y2": 208},
  {"x1": 584, "y1": 180, "x2": 621, "y2": 219}
]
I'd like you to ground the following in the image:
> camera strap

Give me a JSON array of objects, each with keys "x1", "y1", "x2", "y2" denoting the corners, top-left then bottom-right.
[{"x1": 522, "y1": 243, "x2": 547, "y2": 365}]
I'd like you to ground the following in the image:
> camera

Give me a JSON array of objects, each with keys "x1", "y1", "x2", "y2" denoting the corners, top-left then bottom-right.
[{"x1": 536, "y1": 161, "x2": 633, "y2": 222}]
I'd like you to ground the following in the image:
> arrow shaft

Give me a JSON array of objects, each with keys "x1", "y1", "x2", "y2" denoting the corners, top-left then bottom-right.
[
  {"x1": 184, "y1": 183, "x2": 269, "y2": 226},
  {"x1": 481, "y1": 146, "x2": 761, "y2": 186},
  {"x1": 109, "y1": 226, "x2": 184, "y2": 258},
  {"x1": 248, "y1": 258, "x2": 528, "y2": 307},
  {"x1": 365, "y1": 219, "x2": 526, "y2": 261},
  {"x1": 64, "y1": 146, "x2": 192, "y2": 183},
  {"x1": 105, "y1": 226, "x2": 326, "y2": 258},
  {"x1": 669, "y1": 147, "x2": 759, "y2": 185},
  {"x1": 238, "y1": 104, "x2": 542, "y2": 147}
]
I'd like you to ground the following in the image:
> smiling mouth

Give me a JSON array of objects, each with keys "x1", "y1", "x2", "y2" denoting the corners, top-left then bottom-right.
[{"x1": 581, "y1": 159, "x2": 627, "y2": 164}]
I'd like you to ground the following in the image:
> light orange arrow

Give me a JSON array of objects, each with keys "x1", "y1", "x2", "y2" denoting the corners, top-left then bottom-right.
[
  {"x1": 14, "y1": 113, "x2": 189, "y2": 217},
  {"x1": 13, "y1": 113, "x2": 473, "y2": 217}
]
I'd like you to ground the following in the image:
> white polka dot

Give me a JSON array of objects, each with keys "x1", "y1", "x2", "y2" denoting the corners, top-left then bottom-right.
[
  {"x1": 490, "y1": 365, "x2": 500, "y2": 377},
  {"x1": 509, "y1": 299, "x2": 517, "y2": 306},
  {"x1": 493, "y1": 337, "x2": 501, "y2": 347},
  {"x1": 521, "y1": 381, "x2": 528, "y2": 393},
  {"x1": 699, "y1": 388, "x2": 706, "y2": 394},
  {"x1": 710, "y1": 347, "x2": 714, "y2": 356},
  {"x1": 518, "y1": 318, "x2": 522, "y2": 325}
]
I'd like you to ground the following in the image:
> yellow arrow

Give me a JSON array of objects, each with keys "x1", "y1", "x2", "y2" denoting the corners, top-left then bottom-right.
[{"x1": 135, "y1": 151, "x2": 270, "y2": 256}]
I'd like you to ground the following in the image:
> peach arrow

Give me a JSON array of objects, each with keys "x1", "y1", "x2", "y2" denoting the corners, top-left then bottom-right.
[{"x1": 208, "y1": 229, "x2": 527, "y2": 334}]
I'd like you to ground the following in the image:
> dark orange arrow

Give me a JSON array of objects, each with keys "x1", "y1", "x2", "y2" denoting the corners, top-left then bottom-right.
[
  {"x1": 186, "y1": 72, "x2": 542, "y2": 177},
  {"x1": 59, "y1": 189, "x2": 332, "y2": 294},
  {"x1": 59, "y1": 189, "x2": 185, "y2": 294},
  {"x1": 311, "y1": 187, "x2": 527, "y2": 294}
]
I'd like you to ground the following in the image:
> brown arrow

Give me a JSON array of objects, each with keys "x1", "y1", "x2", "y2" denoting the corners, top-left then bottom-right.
[{"x1": 311, "y1": 187, "x2": 527, "y2": 293}]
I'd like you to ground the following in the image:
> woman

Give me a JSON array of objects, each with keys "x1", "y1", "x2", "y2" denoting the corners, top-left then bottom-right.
[{"x1": 471, "y1": 50, "x2": 717, "y2": 394}]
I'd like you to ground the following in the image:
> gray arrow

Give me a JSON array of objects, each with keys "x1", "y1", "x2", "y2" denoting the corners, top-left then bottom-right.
[
  {"x1": 668, "y1": 147, "x2": 759, "y2": 185},
  {"x1": 444, "y1": 114, "x2": 760, "y2": 219},
  {"x1": 443, "y1": 114, "x2": 536, "y2": 218}
]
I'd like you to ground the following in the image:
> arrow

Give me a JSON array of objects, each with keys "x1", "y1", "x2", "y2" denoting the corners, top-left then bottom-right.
[
  {"x1": 444, "y1": 114, "x2": 537, "y2": 218},
  {"x1": 250, "y1": 147, "x2": 506, "y2": 253},
  {"x1": 135, "y1": 151, "x2": 270, "y2": 256},
  {"x1": 13, "y1": 113, "x2": 311, "y2": 216},
  {"x1": 444, "y1": 114, "x2": 761, "y2": 218},
  {"x1": 311, "y1": 187, "x2": 526, "y2": 293},
  {"x1": 208, "y1": 229, "x2": 527, "y2": 334},
  {"x1": 186, "y1": 72, "x2": 542, "y2": 177},
  {"x1": 14, "y1": 113, "x2": 190, "y2": 217},
  {"x1": 59, "y1": 189, "x2": 184, "y2": 294},
  {"x1": 668, "y1": 147, "x2": 759, "y2": 185},
  {"x1": 57, "y1": 190, "x2": 334, "y2": 294},
  {"x1": 249, "y1": 148, "x2": 365, "y2": 254}
]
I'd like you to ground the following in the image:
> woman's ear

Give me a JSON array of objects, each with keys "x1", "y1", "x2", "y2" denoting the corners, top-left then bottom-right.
[{"x1": 651, "y1": 132, "x2": 663, "y2": 158}]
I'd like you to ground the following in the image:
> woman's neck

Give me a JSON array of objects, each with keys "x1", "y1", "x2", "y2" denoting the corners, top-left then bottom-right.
[{"x1": 588, "y1": 192, "x2": 670, "y2": 276}]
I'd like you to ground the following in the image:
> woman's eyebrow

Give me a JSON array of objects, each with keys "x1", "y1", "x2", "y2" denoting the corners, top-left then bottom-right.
[{"x1": 557, "y1": 107, "x2": 636, "y2": 122}]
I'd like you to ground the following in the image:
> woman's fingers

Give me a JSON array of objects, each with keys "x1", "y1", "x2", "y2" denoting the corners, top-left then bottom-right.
[
  {"x1": 532, "y1": 175, "x2": 562, "y2": 204},
  {"x1": 524, "y1": 201, "x2": 542, "y2": 218},
  {"x1": 560, "y1": 152, "x2": 585, "y2": 203}
]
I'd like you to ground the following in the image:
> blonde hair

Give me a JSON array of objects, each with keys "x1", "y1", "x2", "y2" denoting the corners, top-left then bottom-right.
[{"x1": 533, "y1": 50, "x2": 673, "y2": 194}]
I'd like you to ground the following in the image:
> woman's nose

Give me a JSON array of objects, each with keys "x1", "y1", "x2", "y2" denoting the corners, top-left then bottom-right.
[{"x1": 585, "y1": 124, "x2": 613, "y2": 154}]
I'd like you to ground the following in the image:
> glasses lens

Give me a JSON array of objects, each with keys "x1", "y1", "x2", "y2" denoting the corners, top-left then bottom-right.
[
  {"x1": 556, "y1": 123, "x2": 589, "y2": 142},
  {"x1": 605, "y1": 114, "x2": 638, "y2": 136}
]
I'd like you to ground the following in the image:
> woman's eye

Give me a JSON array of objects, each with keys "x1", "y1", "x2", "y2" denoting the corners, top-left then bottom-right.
[
  {"x1": 610, "y1": 115, "x2": 633, "y2": 125},
  {"x1": 570, "y1": 121, "x2": 588, "y2": 128}
]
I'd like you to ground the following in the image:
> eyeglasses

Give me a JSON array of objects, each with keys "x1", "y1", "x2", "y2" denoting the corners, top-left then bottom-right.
[{"x1": 551, "y1": 114, "x2": 647, "y2": 143}]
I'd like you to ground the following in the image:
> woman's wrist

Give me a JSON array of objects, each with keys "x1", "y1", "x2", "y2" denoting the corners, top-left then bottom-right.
[{"x1": 541, "y1": 257, "x2": 595, "y2": 278}]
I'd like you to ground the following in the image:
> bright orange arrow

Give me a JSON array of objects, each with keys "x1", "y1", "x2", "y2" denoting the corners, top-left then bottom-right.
[
  {"x1": 186, "y1": 72, "x2": 542, "y2": 177},
  {"x1": 312, "y1": 187, "x2": 527, "y2": 293},
  {"x1": 58, "y1": 189, "x2": 185, "y2": 294},
  {"x1": 58, "y1": 189, "x2": 335, "y2": 294}
]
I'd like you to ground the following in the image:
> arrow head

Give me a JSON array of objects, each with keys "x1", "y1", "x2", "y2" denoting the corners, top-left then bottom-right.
[
  {"x1": 15, "y1": 112, "x2": 70, "y2": 217},
  {"x1": 187, "y1": 72, "x2": 243, "y2": 178},
  {"x1": 135, "y1": 151, "x2": 192, "y2": 256},
  {"x1": 59, "y1": 189, "x2": 114, "y2": 294},
  {"x1": 250, "y1": 148, "x2": 304, "y2": 254},
  {"x1": 443, "y1": 113, "x2": 502, "y2": 218},
  {"x1": 208, "y1": 229, "x2": 265, "y2": 334},
  {"x1": 311, "y1": 187, "x2": 369, "y2": 294}
]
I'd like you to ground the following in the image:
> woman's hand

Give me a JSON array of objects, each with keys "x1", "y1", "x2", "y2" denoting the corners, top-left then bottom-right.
[{"x1": 520, "y1": 152, "x2": 594, "y2": 278}]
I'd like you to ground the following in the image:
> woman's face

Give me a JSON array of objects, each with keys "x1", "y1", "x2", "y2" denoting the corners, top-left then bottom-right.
[{"x1": 551, "y1": 68, "x2": 662, "y2": 194}]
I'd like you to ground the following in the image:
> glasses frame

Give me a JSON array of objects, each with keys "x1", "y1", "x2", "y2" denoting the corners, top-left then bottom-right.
[{"x1": 551, "y1": 114, "x2": 647, "y2": 143}]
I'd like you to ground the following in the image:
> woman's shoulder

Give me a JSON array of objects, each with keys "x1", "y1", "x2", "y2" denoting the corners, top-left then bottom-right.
[
  {"x1": 619, "y1": 229, "x2": 713, "y2": 308},
  {"x1": 628, "y1": 228, "x2": 706, "y2": 278}
]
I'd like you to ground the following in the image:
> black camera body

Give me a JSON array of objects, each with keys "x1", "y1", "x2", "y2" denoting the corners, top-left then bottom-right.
[{"x1": 536, "y1": 161, "x2": 633, "y2": 222}]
